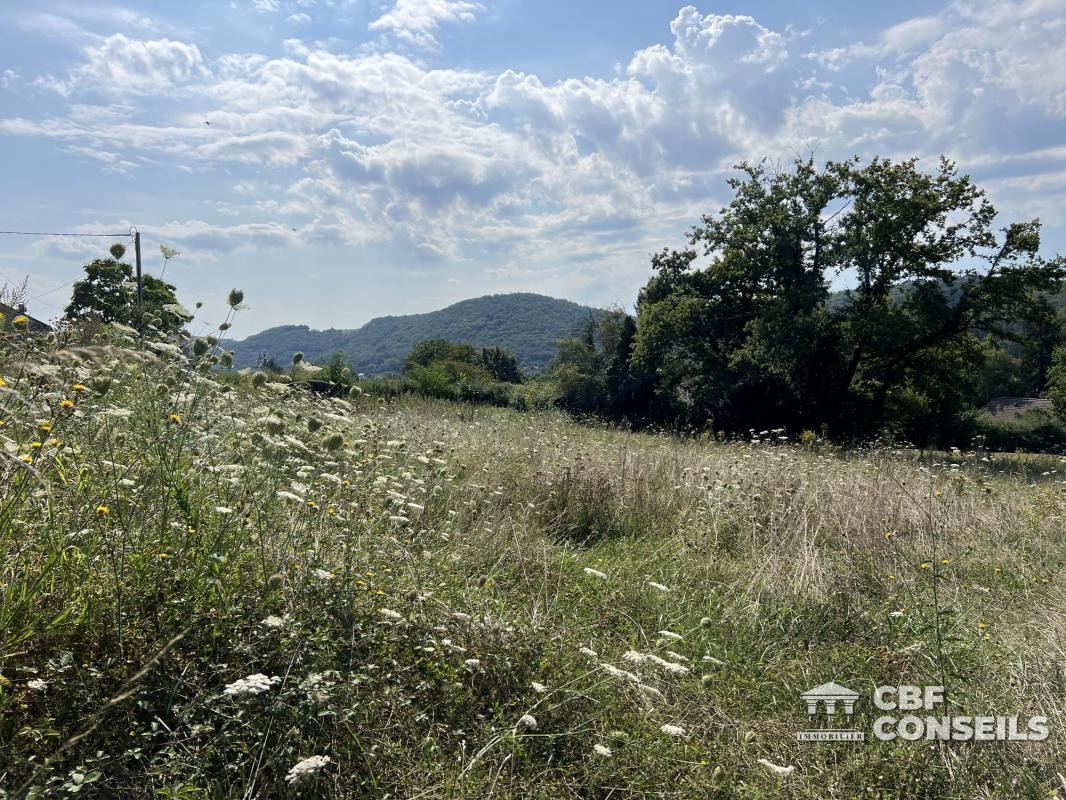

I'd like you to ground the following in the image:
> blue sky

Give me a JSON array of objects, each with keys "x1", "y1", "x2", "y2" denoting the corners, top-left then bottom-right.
[{"x1": 1, "y1": 0, "x2": 1064, "y2": 338}]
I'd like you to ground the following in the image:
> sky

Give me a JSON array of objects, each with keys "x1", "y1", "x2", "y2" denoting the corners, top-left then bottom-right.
[{"x1": 0, "y1": 0, "x2": 1064, "y2": 339}]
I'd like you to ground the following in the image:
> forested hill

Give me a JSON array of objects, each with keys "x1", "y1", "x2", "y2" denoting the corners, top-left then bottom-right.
[{"x1": 230, "y1": 293, "x2": 605, "y2": 375}]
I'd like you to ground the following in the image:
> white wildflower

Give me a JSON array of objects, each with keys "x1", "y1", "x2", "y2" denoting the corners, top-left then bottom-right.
[
  {"x1": 452, "y1": 612, "x2": 472, "y2": 622},
  {"x1": 531, "y1": 681, "x2": 547, "y2": 693},
  {"x1": 215, "y1": 506, "x2": 233, "y2": 514},
  {"x1": 600, "y1": 663, "x2": 640, "y2": 683},
  {"x1": 657, "y1": 630, "x2": 683, "y2": 641},
  {"x1": 583, "y1": 567, "x2": 607, "y2": 579},
  {"x1": 379, "y1": 608, "x2": 403, "y2": 622},
  {"x1": 593, "y1": 743, "x2": 613, "y2": 757},
  {"x1": 622, "y1": 650, "x2": 648, "y2": 664},
  {"x1": 312, "y1": 568, "x2": 334, "y2": 581},
  {"x1": 665, "y1": 651, "x2": 689, "y2": 662},
  {"x1": 464, "y1": 658, "x2": 481, "y2": 670},
  {"x1": 285, "y1": 755, "x2": 331, "y2": 784},
  {"x1": 223, "y1": 673, "x2": 281, "y2": 698},
  {"x1": 660, "y1": 723, "x2": 686, "y2": 737},
  {"x1": 27, "y1": 678, "x2": 47, "y2": 691},
  {"x1": 647, "y1": 581, "x2": 671, "y2": 592},
  {"x1": 516, "y1": 714, "x2": 538, "y2": 730},
  {"x1": 579, "y1": 647, "x2": 599, "y2": 659},
  {"x1": 702, "y1": 655, "x2": 725, "y2": 666},
  {"x1": 261, "y1": 615, "x2": 288, "y2": 629},
  {"x1": 276, "y1": 490, "x2": 304, "y2": 503},
  {"x1": 757, "y1": 758, "x2": 795, "y2": 777},
  {"x1": 637, "y1": 684, "x2": 664, "y2": 700}
]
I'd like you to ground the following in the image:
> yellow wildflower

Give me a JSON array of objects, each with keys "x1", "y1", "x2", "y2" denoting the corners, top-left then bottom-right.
[
  {"x1": 38, "y1": 422, "x2": 53, "y2": 433},
  {"x1": 30, "y1": 441, "x2": 42, "y2": 449},
  {"x1": 919, "y1": 562, "x2": 931, "y2": 570},
  {"x1": 169, "y1": 414, "x2": 182, "y2": 425},
  {"x1": 60, "y1": 399, "x2": 75, "y2": 409},
  {"x1": 12, "y1": 314, "x2": 29, "y2": 329},
  {"x1": 95, "y1": 504, "x2": 110, "y2": 516},
  {"x1": 72, "y1": 383, "x2": 87, "y2": 393},
  {"x1": 0, "y1": 376, "x2": 7, "y2": 388},
  {"x1": 19, "y1": 454, "x2": 33, "y2": 463}
]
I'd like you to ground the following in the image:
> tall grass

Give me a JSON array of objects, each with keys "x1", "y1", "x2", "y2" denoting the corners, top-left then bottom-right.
[{"x1": 1, "y1": 308, "x2": 1065, "y2": 798}]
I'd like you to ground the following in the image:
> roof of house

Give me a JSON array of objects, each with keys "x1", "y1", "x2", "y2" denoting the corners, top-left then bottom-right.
[{"x1": 0, "y1": 301, "x2": 52, "y2": 332}]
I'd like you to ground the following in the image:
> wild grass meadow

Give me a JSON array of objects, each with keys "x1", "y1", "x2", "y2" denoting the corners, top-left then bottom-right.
[{"x1": 2, "y1": 304, "x2": 1065, "y2": 798}]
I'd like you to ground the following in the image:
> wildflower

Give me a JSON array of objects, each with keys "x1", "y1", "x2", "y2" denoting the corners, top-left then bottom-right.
[
  {"x1": 638, "y1": 684, "x2": 664, "y2": 700},
  {"x1": 647, "y1": 581, "x2": 671, "y2": 592},
  {"x1": 622, "y1": 650, "x2": 648, "y2": 664},
  {"x1": 379, "y1": 608, "x2": 403, "y2": 622},
  {"x1": 223, "y1": 673, "x2": 281, "y2": 697},
  {"x1": 977, "y1": 622, "x2": 987, "y2": 630},
  {"x1": 285, "y1": 755, "x2": 331, "y2": 785},
  {"x1": 889, "y1": 611, "x2": 905, "y2": 619},
  {"x1": 657, "y1": 630, "x2": 683, "y2": 641},
  {"x1": 19, "y1": 454, "x2": 32, "y2": 463},
  {"x1": 30, "y1": 441, "x2": 42, "y2": 449},
  {"x1": 12, "y1": 314, "x2": 29, "y2": 329},
  {"x1": 27, "y1": 678, "x2": 47, "y2": 691},
  {"x1": 276, "y1": 490, "x2": 304, "y2": 503},
  {"x1": 38, "y1": 421, "x2": 53, "y2": 433},
  {"x1": 72, "y1": 383, "x2": 87, "y2": 393},
  {"x1": 95, "y1": 505, "x2": 110, "y2": 516},
  {"x1": 757, "y1": 758, "x2": 795, "y2": 777},
  {"x1": 215, "y1": 506, "x2": 233, "y2": 514},
  {"x1": 60, "y1": 399, "x2": 75, "y2": 409},
  {"x1": 169, "y1": 414, "x2": 182, "y2": 425},
  {"x1": 463, "y1": 658, "x2": 481, "y2": 671},
  {"x1": 583, "y1": 567, "x2": 607, "y2": 579},
  {"x1": 228, "y1": 288, "x2": 245, "y2": 308},
  {"x1": 919, "y1": 562, "x2": 931, "y2": 570},
  {"x1": 579, "y1": 647, "x2": 599, "y2": 659},
  {"x1": 593, "y1": 743, "x2": 612, "y2": 757},
  {"x1": 313, "y1": 568, "x2": 333, "y2": 581},
  {"x1": 531, "y1": 681, "x2": 547, "y2": 693},
  {"x1": 0, "y1": 376, "x2": 6, "y2": 388},
  {"x1": 600, "y1": 663, "x2": 640, "y2": 683},
  {"x1": 516, "y1": 714, "x2": 537, "y2": 730},
  {"x1": 452, "y1": 612, "x2": 472, "y2": 622},
  {"x1": 660, "y1": 724, "x2": 686, "y2": 737},
  {"x1": 261, "y1": 615, "x2": 287, "y2": 629}
]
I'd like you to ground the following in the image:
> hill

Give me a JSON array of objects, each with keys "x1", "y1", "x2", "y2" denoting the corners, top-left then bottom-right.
[{"x1": 230, "y1": 293, "x2": 605, "y2": 374}]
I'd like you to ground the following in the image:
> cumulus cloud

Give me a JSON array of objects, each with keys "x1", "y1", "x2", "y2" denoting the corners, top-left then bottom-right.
[
  {"x1": 38, "y1": 33, "x2": 207, "y2": 95},
  {"x1": 4, "y1": 0, "x2": 1064, "y2": 293},
  {"x1": 369, "y1": 0, "x2": 483, "y2": 48}
]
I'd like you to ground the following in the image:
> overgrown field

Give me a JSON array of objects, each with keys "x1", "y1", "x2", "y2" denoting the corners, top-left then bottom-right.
[{"x1": 2, "y1": 319, "x2": 1066, "y2": 798}]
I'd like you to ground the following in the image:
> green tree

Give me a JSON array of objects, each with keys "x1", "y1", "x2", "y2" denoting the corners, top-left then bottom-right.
[
  {"x1": 1049, "y1": 346, "x2": 1066, "y2": 421},
  {"x1": 65, "y1": 243, "x2": 185, "y2": 333},
  {"x1": 404, "y1": 339, "x2": 478, "y2": 372},
  {"x1": 479, "y1": 346, "x2": 523, "y2": 383},
  {"x1": 635, "y1": 156, "x2": 1065, "y2": 442}
]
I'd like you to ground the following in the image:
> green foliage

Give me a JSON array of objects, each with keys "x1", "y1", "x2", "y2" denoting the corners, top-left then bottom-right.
[
  {"x1": 232, "y1": 293, "x2": 605, "y2": 375},
  {"x1": 1048, "y1": 345, "x2": 1066, "y2": 421},
  {"x1": 3, "y1": 316, "x2": 1066, "y2": 796},
  {"x1": 633, "y1": 156, "x2": 1065, "y2": 445},
  {"x1": 65, "y1": 245, "x2": 185, "y2": 334},
  {"x1": 401, "y1": 339, "x2": 521, "y2": 406}
]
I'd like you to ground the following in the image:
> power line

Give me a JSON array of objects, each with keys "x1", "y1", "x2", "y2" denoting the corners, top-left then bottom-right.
[{"x1": 0, "y1": 230, "x2": 132, "y2": 237}]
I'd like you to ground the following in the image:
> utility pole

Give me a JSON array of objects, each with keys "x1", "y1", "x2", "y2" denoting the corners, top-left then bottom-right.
[{"x1": 134, "y1": 229, "x2": 143, "y2": 313}]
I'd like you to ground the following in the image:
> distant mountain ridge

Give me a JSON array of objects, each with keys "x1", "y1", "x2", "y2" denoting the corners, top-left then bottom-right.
[{"x1": 230, "y1": 293, "x2": 605, "y2": 375}]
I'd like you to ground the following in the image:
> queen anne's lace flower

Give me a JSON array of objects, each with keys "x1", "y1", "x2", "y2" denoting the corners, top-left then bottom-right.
[
  {"x1": 223, "y1": 674, "x2": 281, "y2": 698},
  {"x1": 285, "y1": 755, "x2": 332, "y2": 784}
]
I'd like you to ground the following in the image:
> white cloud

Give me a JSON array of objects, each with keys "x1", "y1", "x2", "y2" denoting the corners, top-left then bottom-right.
[
  {"x1": 369, "y1": 0, "x2": 483, "y2": 48},
  {"x1": 287, "y1": 12, "x2": 311, "y2": 24},
  {"x1": 39, "y1": 34, "x2": 207, "y2": 95},
  {"x1": 3, "y1": 0, "x2": 1064, "y2": 304}
]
